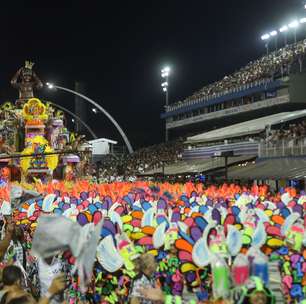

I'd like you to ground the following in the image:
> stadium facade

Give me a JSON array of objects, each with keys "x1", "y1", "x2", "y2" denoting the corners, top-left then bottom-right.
[
  {"x1": 157, "y1": 41, "x2": 306, "y2": 189},
  {"x1": 161, "y1": 58, "x2": 306, "y2": 139}
]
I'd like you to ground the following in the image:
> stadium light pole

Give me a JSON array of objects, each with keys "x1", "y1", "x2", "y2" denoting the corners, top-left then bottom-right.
[
  {"x1": 46, "y1": 83, "x2": 134, "y2": 154},
  {"x1": 161, "y1": 66, "x2": 170, "y2": 142},
  {"x1": 161, "y1": 67, "x2": 170, "y2": 107},
  {"x1": 261, "y1": 33, "x2": 270, "y2": 55},
  {"x1": 288, "y1": 20, "x2": 299, "y2": 43},
  {"x1": 300, "y1": 17, "x2": 306, "y2": 38},
  {"x1": 279, "y1": 25, "x2": 288, "y2": 45},
  {"x1": 269, "y1": 30, "x2": 278, "y2": 50}
]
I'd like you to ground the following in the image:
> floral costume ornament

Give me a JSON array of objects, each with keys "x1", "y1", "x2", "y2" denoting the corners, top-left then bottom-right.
[
  {"x1": 97, "y1": 207, "x2": 140, "y2": 275},
  {"x1": 153, "y1": 221, "x2": 186, "y2": 250},
  {"x1": 116, "y1": 232, "x2": 140, "y2": 271},
  {"x1": 239, "y1": 205, "x2": 269, "y2": 246},
  {"x1": 97, "y1": 232, "x2": 139, "y2": 274},
  {"x1": 209, "y1": 225, "x2": 228, "y2": 257},
  {"x1": 164, "y1": 223, "x2": 179, "y2": 251},
  {"x1": 151, "y1": 206, "x2": 189, "y2": 250},
  {"x1": 192, "y1": 221, "x2": 242, "y2": 267},
  {"x1": 192, "y1": 213, "x2": 267, "y2": 268},
  {"x1": 281, "y1": 212, "x2": 306, "y2": 252},
  {"x1": 157, "y1": 255, "x2": 184, "y2": 296},
  {"x1": 96, "y1": 232, "x2": 140, "y2": 303},
  {"x1": 150, "y1": 209, "x2": 188, "y2": 296}
]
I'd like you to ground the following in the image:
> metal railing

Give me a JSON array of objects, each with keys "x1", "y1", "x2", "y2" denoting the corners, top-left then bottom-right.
[
  {"x1": 183, "y1": 141, "x2": 259, "y2": 160},
  {"x1": 259, "y1": 139, "x2": 306, "y2": 158},
  {"x1": 167, "y1": 94, "x2": 289, "y2": 129},
  {"x1": 166, "y1": 78, "x2": 273, "y2": 112}
]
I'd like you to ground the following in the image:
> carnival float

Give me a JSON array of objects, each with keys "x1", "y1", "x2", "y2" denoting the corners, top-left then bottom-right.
[{"x1": 0, "y1": 61, "x2": 90, "y2": 184}]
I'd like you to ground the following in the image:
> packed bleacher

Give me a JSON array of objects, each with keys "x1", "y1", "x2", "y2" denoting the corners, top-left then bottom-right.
[
  {"x1": 266, "y1": 120, "x2": 306, "y2": 145},
  {"x1": 93, "y1": 116, "x2": 306, "y2": 181},
  {"x1": 95, "y1": 139, "x2": 184, "y2": 180},
  {"x1": 167, "y1": 40, "x2": 306, "y2": 112}
]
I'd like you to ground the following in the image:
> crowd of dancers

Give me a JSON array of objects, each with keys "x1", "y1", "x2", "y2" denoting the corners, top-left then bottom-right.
[{"x1": 0, "y1": 181, "x2": 304, "y2": 303}]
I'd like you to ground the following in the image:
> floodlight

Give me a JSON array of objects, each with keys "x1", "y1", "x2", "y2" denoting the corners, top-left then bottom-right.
[
  {"x1": 163, "y1": 87, "x2": 167, "y2": 92},
  {"x1": 92, "y1": 108, "x2": 97, "y2": 113},
  {"x1": 270, "y1": 30, "x2": 277, "y2": 36},
  {"x1": 46, "y1": 82, "x2": 54, "y2": 89},
  {"x1": 289, "y1": 20, "x2": 299, "y2": 28},
  {"x1": 261, "y1": 34, "x2": 270, "y2": 40},
  {"x1": 161, "y1": 66, "x2": 170, "y2": 78},
  {"x1": 279, "y1": 25, "x2": 288, "y2": 32},
  {"x1": 300, "y1": 17, "x2": 306, "y2": 24},
  {"x1": 161, "y1": 72, "x2": 169, "y2": 78},
  {"x1": 161, "y1": 82, "x2": 168, "y2": 87}
]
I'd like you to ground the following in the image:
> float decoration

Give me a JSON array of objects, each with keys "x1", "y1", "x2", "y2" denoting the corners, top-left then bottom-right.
[
  {"x1": 20, "y1": 136, "x2": 58, "y2": 173},
  {"x1": 22, "y1": 98, "x2": 48, "y2": 125}
]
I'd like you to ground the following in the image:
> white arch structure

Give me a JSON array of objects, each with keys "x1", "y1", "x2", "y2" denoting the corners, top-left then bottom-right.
[{"x1": 46, "y1": 83, "x2": 133, "y2": 154}]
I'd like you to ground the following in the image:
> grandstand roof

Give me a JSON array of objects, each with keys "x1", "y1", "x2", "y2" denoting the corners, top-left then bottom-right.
[
  {"x1": 186, "y1": 109, "x2": 306, "y2": 144},
  {"x1": 228, "y1": 158, "x2": 306, "y2": 180}
]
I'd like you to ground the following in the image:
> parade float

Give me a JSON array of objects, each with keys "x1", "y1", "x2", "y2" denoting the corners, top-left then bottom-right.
[{"x1": 0, "y1": 61, "x2": 90, "y2": 183}]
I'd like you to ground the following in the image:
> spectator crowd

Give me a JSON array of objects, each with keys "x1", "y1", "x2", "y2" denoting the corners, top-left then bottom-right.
[
  {"x1": 266, "y1": 120, "x2": 306, "y2": 146},
  {"x1": 93, "y1": 140, "x2": 184, "y2": 181},
  {"x1": 90, "y1": 117, "x2": 306, "y2": 183},
  {"x1": 167, "y1": 39, "x2": 306, "y2": 112}
]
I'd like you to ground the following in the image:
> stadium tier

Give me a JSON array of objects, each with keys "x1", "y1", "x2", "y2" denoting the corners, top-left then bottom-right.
[
  {"x1": 184, "y1": 109, "x2": 306, "y2": 156},
  {"x1": 161, "y1": 40, "x2": 306, "y2": 139}
]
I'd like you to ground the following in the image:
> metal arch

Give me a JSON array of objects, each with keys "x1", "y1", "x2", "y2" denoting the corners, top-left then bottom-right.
[
  {"x1": 46, "y1": 101, "x2": 98, "y2": 139},
  {"x1": 49, "y1": 85, "x2": 133, "y2": 153}
]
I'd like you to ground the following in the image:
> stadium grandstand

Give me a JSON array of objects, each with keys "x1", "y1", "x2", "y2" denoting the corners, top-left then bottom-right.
[
  {"x1": 161, "y1": 39, "x2": 306, "y2": 138},
  {"x1": 153, "y1": 39, "x2": 306, "y2": 189},
  {"x1": 98, "y1": 39, "x2": 306, "y2": 191}
]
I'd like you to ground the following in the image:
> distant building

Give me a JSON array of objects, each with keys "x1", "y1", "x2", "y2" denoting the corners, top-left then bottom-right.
[{"x1": 86, "y1": 138, "x2": 117, "y2": 163}]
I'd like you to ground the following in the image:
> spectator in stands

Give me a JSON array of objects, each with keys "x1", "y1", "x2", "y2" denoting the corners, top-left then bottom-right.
[
  {"x1": 264, "y1": 119, "x2": 306, "y2": 146},
  {"x1": 167, "y1": 39, "x2": 306, "y2": 112},
  {"x1": 97, "y1": 139, "x2": 184, "y2": 179}
]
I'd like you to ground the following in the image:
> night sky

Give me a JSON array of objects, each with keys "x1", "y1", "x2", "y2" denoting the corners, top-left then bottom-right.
[{"x1": 0, "y1": 0, "x2": 305, "y2": 149}]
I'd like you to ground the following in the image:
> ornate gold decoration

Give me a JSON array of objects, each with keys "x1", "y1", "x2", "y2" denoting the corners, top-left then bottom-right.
[
  {"x1": 22, "y1": 98, "x2": 48, "y2": 124},
  {"x1": 20, "y1": 136, "x2": 58, "y2": 173}
]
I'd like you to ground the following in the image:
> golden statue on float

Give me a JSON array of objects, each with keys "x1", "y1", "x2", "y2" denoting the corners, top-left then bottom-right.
[{"x1": 11, "y1": 61, "x2": 43, "y2": 106}]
